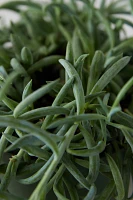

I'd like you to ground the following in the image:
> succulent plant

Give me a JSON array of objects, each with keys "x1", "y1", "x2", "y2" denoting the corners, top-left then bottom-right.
[{"x1": 0, "y1": 0, "x2": 133, "y2": 200}]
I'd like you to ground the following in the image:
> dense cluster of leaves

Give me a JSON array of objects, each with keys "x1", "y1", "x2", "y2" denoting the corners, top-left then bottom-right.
[{"x1": 0, "y1": 0, "x2": 133, "y2": 199}]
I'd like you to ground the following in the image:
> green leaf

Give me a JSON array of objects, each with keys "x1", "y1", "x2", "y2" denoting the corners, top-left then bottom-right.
[
  {"x1": 72, "y1": 29, "x2": 83, "y2": 61},
  {"x1": 108, "y1": 77, "x2": 133, "y2": 120},
  {"x1": 3, "y1": 133, "x2": 18, "y2": 144},
  {"x1": 106, "y1": 154, "x2": 125, "y2": 200},
  {"x1": 5, "y1": 133, "x2": 51, "y2": 160},
  {"x1": 87, "y1": 155, "x2": 100, "y2": 184},
  {"x1": 121, "y1": 130, "x2": 133, "y2": 152},
  {"x1": 46, "y1": 164, "x2": 66, "y2": 195},
  {"x1": 104, "y1": 53, "x2": 123, "y2": 69},
  {"x1": 107, "y1": 107, "x2": 121, "y2": 121},
  {"x1": 0, "y1": 158, "x2": 15, "y2": 191},
  {"x1": 10, "y1": 58, "x2": 28, "y2": 75},
  {"x1": 95, "y1": 11, "x2": 115, "y2": 48},
  {"x1": 63, "y1": 154, "x2": 90, "y2": 190},
  {"x1": 73, "y1": 18, "x2": 94, "y2": 58},
  {"x1": 53, "y1": 165, "x2": 68, "y2": 200},
  {"x1": 65, "y1": 41, "x2": 73, "y2": 63},
  {"x1": 67, "y1": 141, "x2": 105, "y2": 157},
  {"x1": 5, "y1": 133, "x2": 62, "y2": 152},
  {"x1": 48, "y1": 114, "x2": 106, "y2": 129},
  {"x1": 45, "y1": 3, "x2": 76, "y2": 17},
  {"x1": 20, "y1": 106, "x2": 69, "y2": 120},
  {"x1": 0, "y1": 72, "x2": 19, "y2": 101},
  {"x1": 79, "y1": 125, "x2": 95, "y2": 147},
  {"x1": 19, "y1": 156, "x2": 53, "y2": 184},
  {"x1": 103, "y1": 93, "x2": 110, "y2": 105},
  {"x1": 74, "y1": 158, "x2": 89, "y2": 168},
  {"x1": 90, "y1": 56, "x2": 130, "y2": 94},
  {"x1": 0, "y1": 127, "x2": 14, "y2": 162},
  {"x1": 21, "y1": 145, "x2": 51, "y2": 161},
  {"x1": 113, "y1": 111, "x2": 133, "y2": 129},
  {"x1": 14, "y1": 79, "x2": 59, "y2": 117},
  {"x1": 65, "y1": 42, "x2": 73, "y2": 82},
  {"x1": 22, "y1": 79, "x2": 32, "y2": 100},
  {"x1": 99, "y1": 117, "x2": 107, "y2": 141},
  {"x1": 64, "y1": 91, "x2": 105, "y2": 110},
  {"x1": 28, "y1": 55, "x2": 63, "y2": 73},
  {"x1": 59, "y1": 59, "x2": 85, "y2": 114},
  {"x1": 0, "y1": 116, "x2": 58, "y2": 156},
  {"x1": 29, "y1": 125, "x2": 78, "y2": 199},
  {"x1": 17, "y1": 162, "x2": 44, "y2": 177},
  {"x1": 52, "y1": 78, "x2": 74, "y2": 107},
  {"x1": 63, "y1": 174, "x2": 79, "y2": 200},
  {"x1": 5, "y1": 134, "x2": 42, "y2": 148},
  {"x1": 69, "y1": 141, "x2": 86, "y2": 149},
  {"x1": 21, "y1": 47, "x2": 33, "y2": 65},
  {"x1": 10, "y1": 34, "x2": 24, "y2": 60},
  {"x1": 41, "y1": 78, "x2": 74, "y2": 129},
  {"x1": 112, "y1": 38, "x2": 133, "y2": 54},
  {"x1": 123, "y1": 160, "x2": 131, "y2": 199},
  {"x1": 2, "y1": 96, "x2": 18, "y2": 111},
  {"x1": 59, "y1": 24, "x2": 71, "y2": 41},
  {"x1": 97, "y1": 97, "x2": 108, "y2": 115},
  {"x1": 87, "y1": 50, "x2": 105, "y2": 94},
  {"x1": 83, "y1": 184, "x2": 97, "y2": 200},
  {"x1": 75, "y1": 54, "x2": 89, "y2": 79}
]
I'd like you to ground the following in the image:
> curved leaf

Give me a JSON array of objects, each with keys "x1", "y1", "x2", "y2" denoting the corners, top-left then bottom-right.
[
  {"x1": 14, "y1": 79, "x2": 59, "y2": 117},
  {"x1": 59, "y1": 59, "x2": 85, "y2": 114},
  {"x1": 90, "y1": 56, "x2": 130, "y2": 94},
  {"x1": 48, "y1": 114, "x2": 106, "y2": 129},
  {"x1": 106, "y1": 154, "x2": 125, "y2": 200},
  {"x1": 0, "y1": 116, "x2": 58, "y2": 156},
  {"x1": 67, "y1": 141, "x2": 105, "y2": 157}
]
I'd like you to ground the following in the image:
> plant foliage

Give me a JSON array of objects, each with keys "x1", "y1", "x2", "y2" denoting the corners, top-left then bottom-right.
[{"x1": 0, "y1": 0, "x2": 133, "y2": 199}]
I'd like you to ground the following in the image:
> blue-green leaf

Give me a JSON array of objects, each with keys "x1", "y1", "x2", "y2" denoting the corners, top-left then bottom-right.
[
  {"x1": 14, "y1": 79, "x2": 59, "y2": 117},
  {"x1": 106, "y1": 154, "x2": 125, "y2": 200},
  {"x1": 59, "y1": 59, "x2": 85, "y2": 114},
  {"x1": 90, "y1": 57, "x2": 130, "y2": 94}
]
